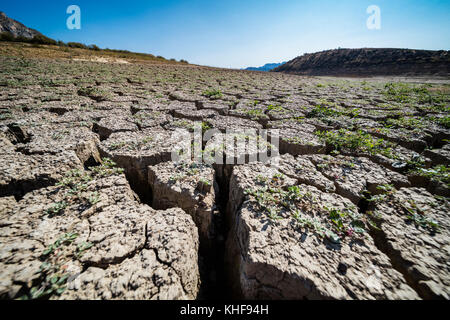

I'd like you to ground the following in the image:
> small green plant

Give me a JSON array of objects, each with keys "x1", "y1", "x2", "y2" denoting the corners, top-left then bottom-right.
[
  {"x1": 51, "y1": 159, "x2": 124, "y2": 217},
  {"x1": 326, "y1": 207, "x2": 366, "y2": 238},
  {"x1": 400, "y1": 154, "x2": 427, "y2": 172},
  {"x1": 401, "y1": 200, "x2": 440, "y2": 233},
  {"x1": 376, "y1": 184, "x2": 395, "y2": 194},
  {"x1": 169, "y1": 173, "x2": 185, "y2": 182},
  {"x1": 383, "y1": 82, "x2": 445, "y2": 106},
  {"x1": 91, "y1": 158, "x2": 124, "y2": 177},
  {"x1": 343, "y1": 108, "x2": 361, "y2": 118},
  {"x1": 316, "y1": 163, "x2": 329, "y2": 170},
  {"x1": 316, "y1": 129, "x2": 396, "y2": 159},
  {"x1": 27, "y1": 270, "x2": 69, "y2": 299},
  {"x1": 172, "y1": 119, "x2": 195, "y2": 130},
  {"x1": 273, "y1": 173, "x2": 285, "y2": 180},
  {"x1": 268, "y1": 211, "x2": 283, "y2": 222},
  {"x1": 201, "y1": 121, "x2": 211, "y2": 134},
  {"x1": 51, "y1": 132, "x2": 65, "y2": 140},
  {"x1": 308, "y1": 104, "x2": 341, "y2": 119},
  {"x1": 293, "y1": 210, "x2": 340, "y2": 243},
  {"x1": 42, "y1": 233, "x2": 78, "y2": 256},
  {"x1": 0, "y1": 112, "x2": 13, "y2": 120},
  {"x1": 141, "y1": 136, "x2": 153, "y2": 144},
  {"x1": 57, "y1": 170, "x2": 92, "y2": 196},
  {"x1": 286, "y1": 185, "x2": 303, "y2": 201},
  {"x1": 406, "y1": 212, "x2": 440, "y2": 232},
  {"x1": 255, "y1": 175, "x2": 268, "y2": 185},
  {"x1": 364, "y1": 183, "x2": 396, "y2": 203},
  {"x1": 109, "y1": 141, "x2": 127, "y2": 150},
  {"x1": 187, "y1": 167, "x2": 199, "y2": 176},
  {"x1": 77, "y1": 87, "x2": 111, "y2": 101},
  {"x1": 198, "y1": 178, "x2": 211, "y2": 186},
  {"x1": 237, "y1": 108, "x2": 267, "y2": 120},
  {"x1": 365, "y1": 210, "x2": 382, "y2": 230},
  {"x1": 384, "y1": 117, "x2": 425, "y2": 130},
  {"x1": 202, "y1": 89, "x2": 222, "y2": 99},
  {"x1": 88, "y1": 191, "x2": 100, "y2": 205},
  {"x1": 266, "y1": 104, "x2": 285, "y2": 112},
  {"x1": 435, "y1": 116, "x2": 450, "y2": 129},
  {"x1": 245, "y1": 171, "x2": 367, "y2": 243},
  {"x1": 21, "y1": 232, "x2": 93, "y2": 300},
  {"x1": 409, "y1": 165, "x2": 449, "y2": 187},
  {"x1": 44, "y1": 201, "x2": 68, "y2": 217},
  {"x1": 284, "y1": 136, "x2": 306, "y2": 145},
  {"x1": 76, "y1": 241, "x2": 94, "y2": 258}
]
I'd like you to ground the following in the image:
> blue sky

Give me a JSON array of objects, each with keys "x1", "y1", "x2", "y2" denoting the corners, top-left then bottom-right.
[{"x1": 2, "y1": 0, "x2": 449, "y2": 68}]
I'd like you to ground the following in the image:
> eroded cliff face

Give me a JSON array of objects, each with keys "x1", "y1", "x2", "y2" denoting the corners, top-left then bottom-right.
[{"x1": 273, "y1": 48, "x2": 450, "y2": 77}]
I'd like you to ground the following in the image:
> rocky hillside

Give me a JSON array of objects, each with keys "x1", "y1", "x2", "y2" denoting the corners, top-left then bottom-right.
[
  {"x1": 0, "y1": 11, "x2": 42, "y2": 39},
  {"x1": 273, "y1": 48, "x2": 450, "y2": 77}
]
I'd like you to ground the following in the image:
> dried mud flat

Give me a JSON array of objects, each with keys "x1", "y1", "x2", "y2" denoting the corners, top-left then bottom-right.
[{"x1": 0, "y1": 54, "x2": 449, "y2": 300}]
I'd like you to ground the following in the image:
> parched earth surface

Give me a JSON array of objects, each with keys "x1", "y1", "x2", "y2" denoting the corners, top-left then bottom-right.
[{"x1": 0, "y1": 54, "x2": 449, "y2": 300}]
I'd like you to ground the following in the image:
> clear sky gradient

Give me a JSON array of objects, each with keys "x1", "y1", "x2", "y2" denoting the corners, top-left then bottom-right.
[{"x1": 1, "y1": 0, "x2": 449, "y2": 68}]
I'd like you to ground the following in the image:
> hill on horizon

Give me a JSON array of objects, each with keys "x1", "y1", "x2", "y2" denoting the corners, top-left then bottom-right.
[
  {"x1": 245, "y1": 62, "x2": 286, "y2": 71},
  {"x1": 273, "y1": 48, "x2": 450, "y2": 77}
]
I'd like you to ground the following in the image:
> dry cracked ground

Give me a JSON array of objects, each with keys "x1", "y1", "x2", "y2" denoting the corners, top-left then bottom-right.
[{"x1": 0, "y1": 53, "x2": 449, "y2": 300}]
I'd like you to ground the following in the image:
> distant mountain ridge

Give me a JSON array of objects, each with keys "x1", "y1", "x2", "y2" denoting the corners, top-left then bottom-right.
[
  {"x1": 245, "y1": 62, "x2": 286, "y2": 71},
  {"x1": 273, "y1": 48, "x2": 450, "y2": 76},
  {"x1": 0, "y1": 11, "x2": 42, "y2": 38}
]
